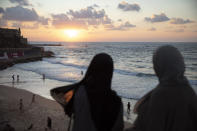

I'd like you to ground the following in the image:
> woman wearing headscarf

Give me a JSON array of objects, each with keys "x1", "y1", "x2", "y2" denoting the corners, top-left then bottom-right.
[
  {"x1": 127, "y1": 45, "x2": 197, "y2": 131},
  {"x1": 51, "y1": 53, "x2": 123, "y2": 131}
]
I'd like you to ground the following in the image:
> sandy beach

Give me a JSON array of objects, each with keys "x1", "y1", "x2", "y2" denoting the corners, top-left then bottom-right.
[
  {"x1": 0, "y1": 85, "x2": 132, "y2": 131},
  {"x1": 0, "y1": 85, "x2": 70, "y2": 131}
]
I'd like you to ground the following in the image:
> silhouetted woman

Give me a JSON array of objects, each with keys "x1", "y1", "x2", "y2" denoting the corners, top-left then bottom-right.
[
  {"x1": 51, "y1": 53, "x2": 123, "y2": 131},
  {"x1": 127, "y1": 45, "x2": 197, "y2": 131}
]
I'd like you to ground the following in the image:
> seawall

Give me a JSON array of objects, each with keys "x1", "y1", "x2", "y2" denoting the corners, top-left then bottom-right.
[{"x1": 0, "y1": 47, "x2": 54, "y2": 70}]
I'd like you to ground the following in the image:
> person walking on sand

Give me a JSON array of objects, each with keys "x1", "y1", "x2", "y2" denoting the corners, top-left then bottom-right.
[
  {"x1": 43, "y1": 74, "x2": 45, "y2": 81},
  {"x1": 47, "y1": 117, "x2": 52, "y2": 129},
  {"x1": 127, "y1": 102, "x2": 131, "y2": 114},
  {"x1": 19, "y1": 99, "x2": 23, "y2": 112},
  {"x1": 31, "y1": 94, "x2": 35, "y2": 104},
  {"x1": 17, "y1": 75, "x2": 19, "y2": 82},
  {"x1": 12, "y1": 75, "x2": 15, "y2": 81},
  {"x1": 127, "y1": 45, "x2": 197, "y2": 131},
  {"x1": 51, "y1": 53, "x2": 124, "y2": 131}
]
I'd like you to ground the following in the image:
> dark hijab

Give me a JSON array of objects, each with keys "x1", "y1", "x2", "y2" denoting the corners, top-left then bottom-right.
[
  {"x1": 135, "y1": 45, "x2": 189, "y2": 113},
  {"x1": 81, "y1": 53, "x2": 121, "y2": 131},
  {"x1": 133, "y1": 45, "x2": 197, "y2": 131},
  {"x1": 50, "y1": 53, "x2": 122, "y2": 131},
  {"x1": 153, "y1": 45, "x2": 187, "y2": 85}
]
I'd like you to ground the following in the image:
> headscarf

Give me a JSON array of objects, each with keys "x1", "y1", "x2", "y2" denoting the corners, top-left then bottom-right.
[
  {"x1": 153, "y1": 45, "x2": 187, "y2": 85},
  {"x1": 81, "y1": 53, "x2": 121, "y2": 131},
  {"x1": 134, "y1": 45, "x2": 188, "y2": 114},
  {"x1": 50, "y1": 53, "x2": 121, "y2": 131}
]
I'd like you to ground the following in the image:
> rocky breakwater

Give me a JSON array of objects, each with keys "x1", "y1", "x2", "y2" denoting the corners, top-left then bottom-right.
[{"x1": 0, "y1": 47, "x2": 54, "y2": 70}]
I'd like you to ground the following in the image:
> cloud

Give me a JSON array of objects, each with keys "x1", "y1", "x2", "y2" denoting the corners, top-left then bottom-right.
[
  {"x1": 88, "y1": 4, "x2": 99, "y2": 9},
  {"x1": 106, "y1": 21, "x2": 136, "y2": 31},
  {"x1": 124, "y1": 21, "x2": 136, "y2": 28},
  {"x1": 3, "y1": 6, "x2": 39, "y2": 21},
  {"x1": 51, "y1": 5, "x2": 135, "y2": 31},
  {"x1": 11, "y1": 22, "x2": 39, "y2": 29},
  {"x1": 9, "y1": 0, "x2": 31, "y2": 6},
  {"x1": 93, "y1": 4, "x2": 99, "y2": 8},
  {"x1": 101, "y1": 15, "x2": 112, "y2": 24},
  {"x1": 38, "y1": 17, "x2": 50, "y2": 25},
  {"x1": 68, "y1": 7, "x2": 105, "y2": 19},
  {"x1": 2, "y1": 6, "x2": 49, "y2": 26},
  {"x1": 0, "y1": 7, "x2": 4, "y2": 13},
  {"x1": 51, "y1": 6, "x2": 112, "y2": 29},
  {"x1": 86, "y1": 15, "x2": 112, "y2": 26},
  {"x1": 145, "y1": 13, "x2": 170, "y2": 23},
  {"x1": 118, "y1": 1, "x2": 141, "y2": 12},
  {"x1": 170, "y1": 18, "x2": 195, "y2": 24},
  {"x1": 148, "y1": 27, "x2": 156, "y2": 31},
  {"x1": 51, "y1": 13, "x2": 87, "y2": 29}
]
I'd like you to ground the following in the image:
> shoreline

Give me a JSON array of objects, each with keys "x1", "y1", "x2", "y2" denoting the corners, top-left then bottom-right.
[{"x1": 0, "y1": 85, "x2": 132, "y2": 131}]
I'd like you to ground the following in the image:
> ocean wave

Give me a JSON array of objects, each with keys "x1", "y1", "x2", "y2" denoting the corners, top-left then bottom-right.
[
  {"x1": 13, "y1": 62, "x2": 197, "y2": 101},
  {"x1": 136, "y1": 73, "x2": 155, "y2": 77},
  {"x1": 43, "y1": 58, "x2": 87, "y2": 69},
  {"x1": 118, "y1": 94, "x2": 140, "y2": 100},
  {"x1": 115, "y1": 69, "x2": 155, "y2": 78},
  {"x1": 189, "y1": 80, "x2": 197, "y2": 86},
  {"x1": 14, "y1": 63, "x2": 79, "y2": 83},
  {"x1": 44, "y1": 58, "x2": 156, "y2": 78}
]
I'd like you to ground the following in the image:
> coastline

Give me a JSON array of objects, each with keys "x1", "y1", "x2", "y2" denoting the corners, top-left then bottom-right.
[
  {"x1": 0, "y1": 85, "x2": 132, "y2": 131},
  {"x1": 0, "y1": 50, "x2": 54, "y2": 70}
]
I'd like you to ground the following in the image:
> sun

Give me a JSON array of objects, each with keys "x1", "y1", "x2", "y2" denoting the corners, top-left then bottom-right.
[{"x1": 64, "y1": 29, "x2": 79, "y2": 38}]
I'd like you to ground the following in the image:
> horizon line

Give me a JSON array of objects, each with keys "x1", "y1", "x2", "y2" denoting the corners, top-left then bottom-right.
[{"x1": 29, "y1": 41, "x2": 197, "y2": 43}]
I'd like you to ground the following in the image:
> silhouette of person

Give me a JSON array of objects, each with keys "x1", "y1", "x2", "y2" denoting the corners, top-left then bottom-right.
[
  {"x1": 127, "y1": 45, "x2": 197, "y2": 131},
  {"x1": 12, "y1": 75, "x2": 15, "y2": 81},
  {"x1": 81, "y1": 71, "x2": 83, "y2": 76},
  {"x1": 31, "y1": 94, "x2": 35, "y2": 103},
  {"x1": 51, "y1": 53, "x2": 124, "y2": 131},
  {"x1": 19, "y1": 99, "x2": 23, "y2": 112},
  {"x1": 127, "y1": 102, "x2": 131, "y2": 114},
  {"x1": 47, "y1": 117, "x2": 52, "y2": 129},
  {"x1": 17, "y1": 75, "x2": 19, "y2": 82},
  {"x1": 43, "y1": 74, "x2": 45, "y2": 81}
]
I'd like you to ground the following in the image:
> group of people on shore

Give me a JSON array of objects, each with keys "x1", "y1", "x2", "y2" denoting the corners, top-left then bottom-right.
[
  {"x1": 51, "y1": 45, "x2": 197, "y2": 131},
  {"x1": 11, "y1": 74, "x2": 19, "y2": 82}
]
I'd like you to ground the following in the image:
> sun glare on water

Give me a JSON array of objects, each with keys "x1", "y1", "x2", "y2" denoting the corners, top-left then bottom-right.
[{"x1": 64, "y1": 29, "x2": 79, "y2": 38}]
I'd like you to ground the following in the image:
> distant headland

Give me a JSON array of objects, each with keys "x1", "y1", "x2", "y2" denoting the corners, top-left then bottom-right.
[{"x1": 0, "y1": 28, "x2": 54, "y2": 70}]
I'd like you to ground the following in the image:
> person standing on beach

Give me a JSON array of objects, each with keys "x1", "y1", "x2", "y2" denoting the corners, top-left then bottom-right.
[
  {"x1": 127, "y1": 45, "x2": 197, "y2": 131},
  {"x1": 43, "y1": 74, "x2": 45, "y2": 81},
  {"x1": 47, "y1": 117, "x2": 52, "y2": 129},
  {"x1": 51, "y1": 53, "x2": 124, "y2": 131},
  {"x1": 127, "y1": 102, "x2": 131, "y2": 114},
  {"x1": 12, "y1": 75, "x2": 15, "y2": 81},
  {"x1": 17, "y1": 75, "x2": 19, "y2": 82},
  {"x1": 31, "y1": 94, "x2": 36, "y2": 104},
  {"x1": 19, "y1": 99, "x2": 23, "y2": 112}
]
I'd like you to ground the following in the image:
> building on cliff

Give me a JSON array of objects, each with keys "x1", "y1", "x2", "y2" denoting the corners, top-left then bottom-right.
[
  {"x1": 0, "y1": 28, "x2": 44, "y2": 60},
  {"x1": 0, "y1": 28, "x2": 29, "y2": 48}
]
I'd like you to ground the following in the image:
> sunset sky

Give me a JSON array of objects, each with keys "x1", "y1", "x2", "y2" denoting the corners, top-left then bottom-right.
[{"x1": 0, "y1": 0, "x2": 197, "y2": 42}]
